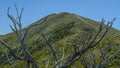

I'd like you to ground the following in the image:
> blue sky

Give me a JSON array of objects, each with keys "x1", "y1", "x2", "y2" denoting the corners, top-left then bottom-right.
[{"x1": 0, "y1": 0, "x2": 120, "y2": 34}]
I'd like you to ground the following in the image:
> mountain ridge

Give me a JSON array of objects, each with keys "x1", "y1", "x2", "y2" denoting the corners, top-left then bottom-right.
[{"x1": 0, "y1": 12, "x2": 119, "y2": 36}]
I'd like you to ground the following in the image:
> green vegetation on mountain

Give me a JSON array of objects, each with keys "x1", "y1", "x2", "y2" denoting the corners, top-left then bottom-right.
[{"x1": 0, "y1": 12, "x2": 120, "y2": 68}]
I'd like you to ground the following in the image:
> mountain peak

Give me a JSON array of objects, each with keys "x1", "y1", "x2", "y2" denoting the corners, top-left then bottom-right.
[{"x1": 0, "y1": 12, "x2": 120, "y2": 67}]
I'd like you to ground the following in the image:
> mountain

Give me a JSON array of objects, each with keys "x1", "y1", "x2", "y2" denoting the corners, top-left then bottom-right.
[{"x1": 0, "y1": 12, "x2": 120, "y2": 68}]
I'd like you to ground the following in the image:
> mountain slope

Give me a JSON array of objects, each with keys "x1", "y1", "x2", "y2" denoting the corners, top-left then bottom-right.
[{"x1": 0, "y1": 12, "x2": 120, "y2": 68}]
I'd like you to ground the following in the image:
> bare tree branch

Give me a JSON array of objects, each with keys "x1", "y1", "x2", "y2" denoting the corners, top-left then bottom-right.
[
  {"x1": 0, "y1": 4, "x2": 39, "y2": 68},
  {"x1": 41, "y1": 34, "x2": 58, "y2": 68}
]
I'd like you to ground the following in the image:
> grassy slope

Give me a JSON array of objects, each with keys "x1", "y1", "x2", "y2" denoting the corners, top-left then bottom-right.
[{"x1": 0, "y1": 12, "x2": 120, "y2": 68}]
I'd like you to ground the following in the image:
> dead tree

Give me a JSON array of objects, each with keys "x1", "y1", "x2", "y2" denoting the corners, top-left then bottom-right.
[
  {"x1": 42, "y1": 18, "x2": 117, "y2": 68},
  {"x1": 0, "y1": 5, "x2": 39, "y2": 68},
  {"x1": 59, "y1": 18, "x2": 118, "y2": 68}
]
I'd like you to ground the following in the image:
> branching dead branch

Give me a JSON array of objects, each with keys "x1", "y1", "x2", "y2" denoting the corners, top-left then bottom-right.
[{"x1": 0, "y1": 4, "x2": 39, "y2": 68}]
